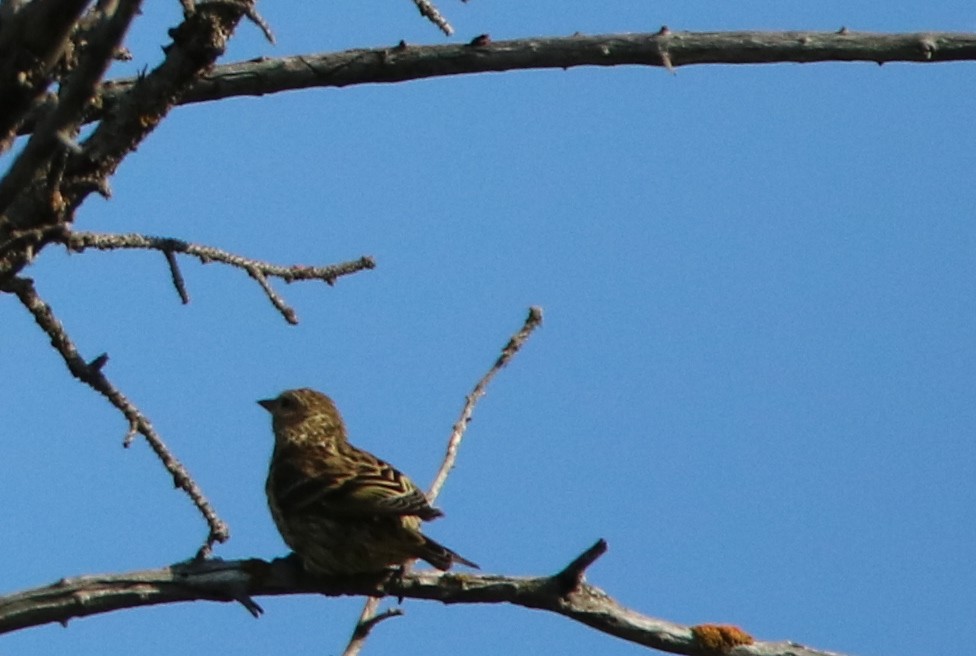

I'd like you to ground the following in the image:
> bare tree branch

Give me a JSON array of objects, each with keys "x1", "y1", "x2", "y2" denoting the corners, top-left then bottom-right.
[
  {"x1": 428, "y1": 305, "x2": 543, "y2": 500},
  {"x1": 16, "y1": 29, "x2": 976, "y2": 135},
  {"x1": 0, "y1": 0, "x2": 144, "y2": 215},
  {"x1": 0, "y1": 1, "x2": 258, "y2": 288},
  {"x1": 163, "y1": 249, "x2": 190, "y2": 304},
  {"x1": 60, "y1": 231, "x2": 376, "y2": 323},
  {"x1": 0, "y1": 0, "x2": 92, "y2": 151},
  {"x1": 0, "y1": 544, "x2": 847, "y2": 656},
  {"x1": 0, "y1": 276, "x2": 229, "y2": 557},
  {"x1": 346, "y1": 607, "x2": 404, "y2": 647},
  {"x1": 343, "y1": 306, "x2": 544, "y2": 656}
]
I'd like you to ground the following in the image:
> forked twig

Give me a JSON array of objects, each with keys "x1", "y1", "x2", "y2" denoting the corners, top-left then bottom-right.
[
  {"x1": 59, "y1": 231, "x2": 376, "y2": 324},
  {"x1": 341, "y1": 306, "x2": 544, "y2": 656},
  {"x1": 1, "y1": 277, "x2": 229, "y2": 558}
]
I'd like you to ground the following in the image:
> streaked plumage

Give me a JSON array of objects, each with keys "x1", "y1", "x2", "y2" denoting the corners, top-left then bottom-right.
[{"x1": 260, "y1": 388, "x2": 477, "y2": 575}]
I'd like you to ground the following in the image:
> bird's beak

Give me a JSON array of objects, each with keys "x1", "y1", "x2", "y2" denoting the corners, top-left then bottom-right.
[{"x1": 257, "y1": 399, "x2": 275, "y2": 412}]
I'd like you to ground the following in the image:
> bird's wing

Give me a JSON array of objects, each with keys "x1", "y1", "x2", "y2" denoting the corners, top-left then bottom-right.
[{"x1": 271, "y1": 447, "x2": 442, "y2": 520}]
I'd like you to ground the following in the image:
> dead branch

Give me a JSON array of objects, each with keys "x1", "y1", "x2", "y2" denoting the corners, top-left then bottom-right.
[
  {"x1": 0, "y1": 276, "x2": 229, "y2": 557},
  {"x1": 343, "y1": 306, "x2": 544, "y2": 656},
  {"x1": 0, "y1": 0, "x2": 91, "y2": 151},
  {"x1": 0, "y1": 543, "x2": 847, "y2": 656},
  {"x1": 0, "y1": 0, "x2": 143, "y2": 215},
  {"x1": 16, "y1": 29, "x2": 975, "y2": 136},
  {"x1": 0, "y1": 1, "x2": 257, "y2": 288},
  {"x1": 428, "y1": 305, "x2": 543, "y2": 500},
  {"x1": 60, "y1": 230, "x2": 376, "y2": 323}
]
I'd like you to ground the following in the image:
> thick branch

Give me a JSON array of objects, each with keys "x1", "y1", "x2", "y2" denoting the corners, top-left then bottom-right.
[
  {"x1": 0, "y1": 0, "x2": 143, "y2": 215},
  {"x1": 0, "y1": 547, "x2": 845, "y2": 656},
  {"x1": 19, "y1": 29, "x2": 976, "y2": 133},
  {"x1": 0, "y1": 0, "x2": 91, "y2": 150}
]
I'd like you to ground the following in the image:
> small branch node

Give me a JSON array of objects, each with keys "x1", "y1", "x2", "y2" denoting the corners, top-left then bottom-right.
[
  {"x1": 236, "y1": 594, "x2": 265, "y2": 618},
  {"x1": 163, "y1": 250, "x2": 190, "y2": 304},
  {"x1": 123, "y1": 420, "x2": 138, "y2": 447},
  {"x1": 352, "y1": 607, "x2": 404, "y2": 641},
  {"x1": 553, "y1": 539, "x2": 608, "y2": 594},
  {"x1": 341, "y1": 597, "x2": 383, "y2": 656},
  {"x1": 493, "y1": 305, "x2": 543, "y2": 370},
  {"x1": 247, "y1": 267, "x2": 299, "y2": 324},
  {"x1": 87, "y1": 353, "x2": 110, "y2": 372}
]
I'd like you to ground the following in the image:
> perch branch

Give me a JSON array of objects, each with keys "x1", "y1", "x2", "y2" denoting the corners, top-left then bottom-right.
[
  {"x1": 0, "y1": 276, "x2": 229, "y2": 558},
  {"x1": 0, "y1": 544, "x2": 847, "y2": 656},
  {"x1": 343, "y1": 306, "x2": 544, "y2": 656},
  {"x1": 59, "y1": 231, "x2": 376, "y2": 324}
]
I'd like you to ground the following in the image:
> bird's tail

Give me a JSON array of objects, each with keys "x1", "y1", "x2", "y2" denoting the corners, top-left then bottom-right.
[{"x1": 418, "y1": 535, "x2": 479, "y2": 571}]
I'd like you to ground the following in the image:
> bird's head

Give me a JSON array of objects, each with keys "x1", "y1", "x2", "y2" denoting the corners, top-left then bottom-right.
[{"x1": 258, "y1": 388, "x2": 346, "y2": 446}]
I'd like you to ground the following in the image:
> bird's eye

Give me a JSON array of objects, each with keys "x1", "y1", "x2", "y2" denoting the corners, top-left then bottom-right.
[{"x1": 278, "y1": 396, "x2": 296, "y2": 410}]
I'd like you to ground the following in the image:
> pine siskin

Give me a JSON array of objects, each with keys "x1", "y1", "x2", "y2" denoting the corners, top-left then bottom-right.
[{"x1": 260, "y1": 388, "x2": 478, "y2": 576}]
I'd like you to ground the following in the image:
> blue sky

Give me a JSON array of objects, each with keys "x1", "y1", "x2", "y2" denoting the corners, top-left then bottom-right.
[{"x1": 2, "y1": 2, "x2": 974, "y2": 655}]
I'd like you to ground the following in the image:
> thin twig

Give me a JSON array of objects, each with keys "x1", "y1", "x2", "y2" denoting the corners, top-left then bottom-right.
[
  {"x1": 246, "y1": 267, "x2": 297, "y2": 324},
  {"x1": 163, "y1": 249, "x2": 190, "y2": 304},
  {"x1": 409, "y1": 0, "x2": 453, "y2": 36},
  {"x1": 429, "y1": 305, "x2": 543, "y2": 500},
  {"x1": 1, "y1": 277, "x2": 230, "y2": 558},
  {"x1": 350, "y1": 607, "x2": 404, "y2": 641},
  {"x1": 342, "y1": 306, "x2": 544, "y2": 656},
  {"x1": 59, "y1": 231, "x2": 376, "y2": 323},
  {"x1": 343, "y1": 597, "x2": 384, "y2": 656}
]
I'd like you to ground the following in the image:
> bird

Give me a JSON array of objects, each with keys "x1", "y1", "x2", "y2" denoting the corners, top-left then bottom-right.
[{"x1": 259, "y1": 387, "x2": 478, "y2": 576}]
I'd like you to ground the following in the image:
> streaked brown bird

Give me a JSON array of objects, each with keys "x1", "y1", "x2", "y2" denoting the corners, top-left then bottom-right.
[{"x1": 260, "y1": 388, "x2": 478, "y2": 575}]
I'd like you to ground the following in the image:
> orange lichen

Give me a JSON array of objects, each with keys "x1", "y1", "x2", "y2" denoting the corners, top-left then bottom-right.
[{"x1": 691, "y1": 624, "x2": 754, "y2": 654}]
